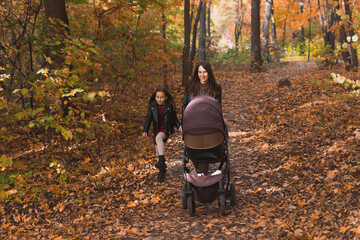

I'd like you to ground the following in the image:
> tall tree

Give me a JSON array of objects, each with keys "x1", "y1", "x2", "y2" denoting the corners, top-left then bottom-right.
[
  {"x1": 189, "y1": 0, "x2": 204, "y2": 75},
  {"x1": 207, "y1": 3, "x2": 211, "y2": 48},
  {"x1": 318, "y1": 0, "x2": 336, "y2": 50},
  {"x1": 182, "y1": 0, "x2": 203, "y2": 86},
  {"x1": 270, "y1": 2, "x2": 278, "y2": 47},
  {"x1": 271, "y1": 1, "x2": 280, "y2": 61},
  {"x1": 44, "y1": 0, "x2": 69, "y2": 67},
  {"x1": 198, "y1": 2, "x2": 206, "y2": 61},
  {"x1": 251, "y1": 0, "x2": 262, "y2": 70},
  {"x1": 282, "y1": 0, "x2": 292, "y2": 49},
  {"x1": 234, "y1": 0, "x2": 246, "y2": 49},
  {"x1": 335, "y1": 1, "x2": 351, "y2": 70},
  {"x1": 343, "y1": 0, "x2": 358, "y2": 70},
  {"x1": 262, "y1": 0, "x2": 272, "y2": 62},
  {"x1": 161, "y1": 10, "x2": 168, "y2": 88},
  {"x1": 182, "y1": 0, "x2": 191, "y2": 86}
]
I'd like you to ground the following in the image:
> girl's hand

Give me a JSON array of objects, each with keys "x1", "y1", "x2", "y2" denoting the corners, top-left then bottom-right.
[
  {"x1": 179, "y1": 126, "x2": 183, "y2": 132},
  {"x1": 142, "y1": 132, "x2": 148, "y2": 137}
]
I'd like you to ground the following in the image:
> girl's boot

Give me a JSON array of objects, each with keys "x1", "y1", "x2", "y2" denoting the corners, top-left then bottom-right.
[
  {"x1": 155, "y1": 155, "x2": 167, "y2": 169},
  {"x1": 156, "y1": 155, "x2": 167, "y2": 181}
]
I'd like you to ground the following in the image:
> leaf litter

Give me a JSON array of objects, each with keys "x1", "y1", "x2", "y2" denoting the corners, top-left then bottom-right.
[{"x1": 2, "y1": 61, "x2": 360, "y2": 239}]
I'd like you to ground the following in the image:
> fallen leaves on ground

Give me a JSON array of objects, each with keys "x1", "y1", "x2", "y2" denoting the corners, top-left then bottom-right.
[{"x1": 2, "y1": 61, "x2": 360, "y2": 239}]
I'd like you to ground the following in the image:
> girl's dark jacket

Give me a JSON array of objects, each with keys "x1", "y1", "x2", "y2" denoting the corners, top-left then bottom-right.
[
  {"x1": 143, "y1": 102, "x2": 181, "y2": 135},
  {"x1": 182, "y1": 83, "x2": 222, "y2": 115}
]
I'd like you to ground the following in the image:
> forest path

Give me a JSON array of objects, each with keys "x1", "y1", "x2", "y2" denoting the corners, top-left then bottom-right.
[
  {"x1": 5, "y1": 60, "x2": 360, "y2": 239},
  {"x1": 132, "y1": 60, "x2": 360, "y2": 239}
]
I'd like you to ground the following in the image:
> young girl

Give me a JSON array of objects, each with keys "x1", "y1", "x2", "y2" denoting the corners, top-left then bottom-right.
[{"x1": 142, "y1": 86, "x2": 182, "y2": 181}]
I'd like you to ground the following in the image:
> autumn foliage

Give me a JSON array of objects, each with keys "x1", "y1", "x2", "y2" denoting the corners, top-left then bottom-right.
[{"x1": 1, "y1": 0, "x2": 360, "y2": 239}]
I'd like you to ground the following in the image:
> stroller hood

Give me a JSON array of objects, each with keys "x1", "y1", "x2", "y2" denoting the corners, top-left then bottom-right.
[{"x1": 183, "y1": 96, "x2": 225, "y2": 137}]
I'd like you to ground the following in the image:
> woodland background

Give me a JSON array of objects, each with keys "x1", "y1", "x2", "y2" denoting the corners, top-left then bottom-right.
[{"x1": 1, "y1": 0, "x2": 360, "y2": 239}]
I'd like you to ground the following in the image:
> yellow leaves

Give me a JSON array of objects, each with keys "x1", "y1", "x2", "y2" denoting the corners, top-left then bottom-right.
[
  {"x1": 127, "y1": 200, "x2": 139, "y2": 208},
  {"x1": 354, "y1": 227, "x2": 360, "y2": 234},
  {"x1": 44, "y1": 55, "x2": 52, "y2": 64},
  {"x1": 204, "y1": 223, "x2": 213, "y2": 228},
  {"x1": 78, "y1": 66, "x2": 88, "y2": 74},
  {"x1": 326, "y1": 169, "x2": 339, "y2": 179},
  {"x1": 297, "y1": 199, "x2": 307, "y2": 207},
  {"x1": 341, "y1": 226, "x2": 351, "y2": 234},
  {"x1": 149, "y1": 196, "x2": 161, "y2": 204},
  {"x1": 310, "y1": 210, "x2": 320, "y2": 220},
  {"x1": 127, "y1": 164, "x2": 135, "y2": 172},
  {"x1": 344, "y1": 183, "x2": 353, "y2": 190},
  {"x1": 294, "y1": 228, "x2": 304, "y2": 237},
  {"x1": 126, "y1": 227, "x2": 139, "y2": 234},
  {"x1": 54, "y1": 202, "x2": 66, "y2": 212},
  {"x1": 84, "y1": 157, "x2": 91, "y2": 163},
  {"x1": 0, "y1": 190, "x2": 8, "y2": 201}
]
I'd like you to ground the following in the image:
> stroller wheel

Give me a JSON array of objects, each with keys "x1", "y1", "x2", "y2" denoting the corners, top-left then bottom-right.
[
  {"x1": 181, "y1": 183, "x2": 187, "y2": 209},
  {"x1": 230, "y1": 183, "x2": 237, "y2": 206},
  {"x1": 187, "y1": 193, "x2": 195, "y2": 217},
  {"x1": 219, "y1": 194, "x2": 226, "y2": 216},
  {"x1": 218, "y1": 181, "x2": 226, "y2": 216}
]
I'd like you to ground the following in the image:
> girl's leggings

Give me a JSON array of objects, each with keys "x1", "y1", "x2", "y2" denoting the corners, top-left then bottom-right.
[{"x1": 155, "y1": 132, "x2": 166, "y2": 156}]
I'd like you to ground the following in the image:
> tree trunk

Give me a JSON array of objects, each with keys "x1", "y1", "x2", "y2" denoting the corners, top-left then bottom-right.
[
  {"x1": 44, "y1": 0, "x2": 69, "y2": 67},
  {"x1": 207, "y1": 3, "x2": 211, "y2": 48},
  {"x1": 235, "y1": 0, "x2": 240, "y2": 48},
  {"x1": 335, "y1": 0, "x2": 351, "y2": 70},
  {"x1": 299, "y1": 2, "x2": 305, "y2": 55},
  {"x1": 235, "y1": 0, "x2": 245, "y2": 49},
  {"x1": 270, "y1": 2, "x2": 278, "y2": 46},
  {"x1": 271, "y1": 2, "x2": 280, "y2": 61},
  {"x1": 182, "y1": 0, "x2": 191, "y2": 86},
  {"x1": 251, "y1": 0, "x2": 262, "y2": 70},
  {"x1": 344, "y1": 0, "x2": 358, "y2": 71},
  {"x1": 317, "y1": 0, "x2": 326, "y2": 35},
  {"x1": 198, "y1": 2, "x2": 206, "y2": 61},
  {"x1": 282, "y1": 0, "x2": 291, "y2": 49},
  {"x1": 161, "y1": 11, "x2": 168, "y2": 89},
  {"x1": 262, "y1": 0, "x2": 272, "y2": 62},
  {"x1": 319, "y1": 0, "x2": 336, "y2": 50},
  {"x1": 189, "y1": 1, "x2": 203, "y2": 76}
]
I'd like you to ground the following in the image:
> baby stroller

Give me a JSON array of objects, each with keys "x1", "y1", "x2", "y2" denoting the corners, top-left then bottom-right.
[{"x1": 181, "y1": 96, "x2": 236, "y2": 216}]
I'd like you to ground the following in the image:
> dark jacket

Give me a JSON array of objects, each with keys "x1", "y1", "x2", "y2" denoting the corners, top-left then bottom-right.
[
  {"x1": 182, "y1": 82, "x2": 222, "y2": 115},
  {"x1": 143, "y1": 102, "x2": 181, "y2": 135}
]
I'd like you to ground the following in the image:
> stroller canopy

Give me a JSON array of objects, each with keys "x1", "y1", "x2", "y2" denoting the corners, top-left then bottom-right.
[{"x1": 183, "y1": 96, "x2": 225, "y2": 149}]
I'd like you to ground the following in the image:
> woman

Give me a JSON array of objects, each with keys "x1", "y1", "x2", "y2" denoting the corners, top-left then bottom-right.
[
  {"x1": 181, "y1": 61, "x2": 222, "y2": 174},
  {"x1": 182, "y1": 61, "x2": 222, "y2": 115}
]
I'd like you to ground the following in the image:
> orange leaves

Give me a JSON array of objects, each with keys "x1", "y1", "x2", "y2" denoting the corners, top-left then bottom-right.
[{"x1": 326, "y1": 169, "x2": 339, "y2": 179}]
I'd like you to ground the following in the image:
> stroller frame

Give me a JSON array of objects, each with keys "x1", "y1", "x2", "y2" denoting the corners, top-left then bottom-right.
[{"x1": 181, "y1": 125, "x2": 236, "y2": 216}]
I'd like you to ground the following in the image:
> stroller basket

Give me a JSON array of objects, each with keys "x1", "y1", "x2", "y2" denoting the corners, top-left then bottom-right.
[{"x1": 185, "y1": 173, "x2": 224, "y2": 203}]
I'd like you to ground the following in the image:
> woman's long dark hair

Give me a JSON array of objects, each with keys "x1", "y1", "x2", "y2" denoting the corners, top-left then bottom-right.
[
  {"x1": 148, "y1": 86, "x2": 176, "y2": 108},
  {"x1": 188, "y1": 61, "x2": 219, "y2": 97}
]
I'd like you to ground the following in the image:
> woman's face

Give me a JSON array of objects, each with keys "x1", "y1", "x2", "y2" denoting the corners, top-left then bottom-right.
[
  {"x1": 155, "y1": 91, "x2": 167, "y2": 105},
  {"x1": 198, "y1": 65, "x2": 208, "y2": 84}
]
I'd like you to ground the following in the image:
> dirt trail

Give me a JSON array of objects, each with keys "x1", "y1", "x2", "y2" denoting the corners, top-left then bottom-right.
[
  {"x1": 130, "y1": 60, "x2": 360, "y2": 239},
  {"x1": 127, "y1": 60, "x2": 330, "y2": 239},
  {"x1": 5, "y1": 60, "x2": 360, "y2": 239}
]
